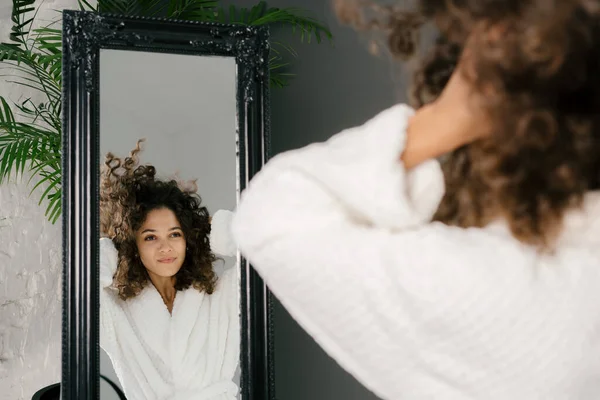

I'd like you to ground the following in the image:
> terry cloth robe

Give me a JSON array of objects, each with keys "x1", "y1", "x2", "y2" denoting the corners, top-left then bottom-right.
[
  {"x1": 100, "y1": 209, "x2": 240, "y2": 400},
  {"x1": 231, "y1": 104, "x2": 600, "y2": 400}
]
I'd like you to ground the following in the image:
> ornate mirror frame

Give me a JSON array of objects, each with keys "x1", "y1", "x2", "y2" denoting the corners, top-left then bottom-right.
[{"x1": 61, "y1": 10, "x2": 274, "y2": 400}]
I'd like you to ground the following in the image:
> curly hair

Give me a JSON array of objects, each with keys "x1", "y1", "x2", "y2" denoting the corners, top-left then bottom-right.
[
  {"x1": 335, "y1": 0, "x2": 600, "y2": 249},
  {"x1": 100, "y1": 140, "x2": 218, "y2": 300}
]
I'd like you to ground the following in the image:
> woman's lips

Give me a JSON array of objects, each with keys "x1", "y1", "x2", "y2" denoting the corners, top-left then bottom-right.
[{"x1": 158, "y1": 257, "x2": 176, "y2": 263}]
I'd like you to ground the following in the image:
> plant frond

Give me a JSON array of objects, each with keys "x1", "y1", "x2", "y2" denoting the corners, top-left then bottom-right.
[
  {"x1": 253, "y1": 7, "x2": 333, "y2": 45},
  {"x1": 166, "y1": 0, "x2": 218, "y2": 20},
  {"x1": 45, "y1": 193, "x2": 61, "y2": 224},
  {"x1": 10, "y1": 0, "x2": 37, "y2": 45},
  {"x1": 78, "y1": 0, "x2": 98, "y2": 12}
]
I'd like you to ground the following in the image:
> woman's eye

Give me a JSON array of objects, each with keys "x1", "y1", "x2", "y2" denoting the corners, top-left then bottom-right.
[
  {"x1": 144, "y1": 235, "x2": 155, "y2": 241},
  {"x1": 171, "y1": 232, "x2": 182, "y2": 238}
]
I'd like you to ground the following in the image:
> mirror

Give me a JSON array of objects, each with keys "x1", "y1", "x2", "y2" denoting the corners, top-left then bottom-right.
[
  {"x1": 62, "y1": 11, "x2": 274, "y2": 400},
  {"x1": 99, "y1": 49, "x2": 239, "y2": 399}
]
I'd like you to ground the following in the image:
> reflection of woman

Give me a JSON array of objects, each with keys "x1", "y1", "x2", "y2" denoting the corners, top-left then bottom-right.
[
  {"x1": 99, "y1": 141, "x2": 239, "y2": 400},
  {"x1": 232, "y1": 1, "x2": 600, "y2": 400}
]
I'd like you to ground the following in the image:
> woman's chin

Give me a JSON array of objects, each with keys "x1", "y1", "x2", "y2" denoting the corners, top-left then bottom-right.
[{"x1": 147, "y1": 264, "x2": 183, "y2": 278}]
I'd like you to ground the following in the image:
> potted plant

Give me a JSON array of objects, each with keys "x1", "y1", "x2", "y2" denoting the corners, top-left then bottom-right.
[{"x1": 0, "y1": 0, "x2": 333, "y2": 223}]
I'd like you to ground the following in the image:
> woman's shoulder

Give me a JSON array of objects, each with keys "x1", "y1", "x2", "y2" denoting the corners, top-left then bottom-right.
[
  {"x1": 217, "y1": 266, "x2": 237, "y2": 286},
  {"x1": 210, "y1": 266, "x2": 238, "y2": 298}
]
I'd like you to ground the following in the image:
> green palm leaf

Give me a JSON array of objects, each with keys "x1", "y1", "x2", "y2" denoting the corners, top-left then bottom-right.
[
  {"x1": 88, "y1": 0, "x2": 217, "y2": 18},
  {"x1": 206, "y1": 2, "x2": 332, "y2": 86},
  {"x1": 10, "y1": 0, "x2": 36, "y2": 44},
  {"x1": 166, "y1": 0, "x2": 217, "y2": 20}
]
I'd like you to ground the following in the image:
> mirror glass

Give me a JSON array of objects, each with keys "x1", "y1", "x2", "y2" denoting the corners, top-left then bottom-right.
[{"x1": 98, "y1": 48, "x2": 240, "y2": 400}]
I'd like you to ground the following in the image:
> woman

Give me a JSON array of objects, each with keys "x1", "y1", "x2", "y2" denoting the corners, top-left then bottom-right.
[
  {"x1": 99, "y1": 141, "x2": 239, "y2": 400},
  {"x1": 231, "y1": 1, "x2": 600, "y2": 399}
]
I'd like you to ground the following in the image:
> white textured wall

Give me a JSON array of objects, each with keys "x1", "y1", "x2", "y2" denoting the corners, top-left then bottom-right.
[
  {"x1": 0, "y1": 1, "x2": 84, "y2": 399},
  {"x1": 0, "y1": 175, "x2": 62, "y2": 400}
]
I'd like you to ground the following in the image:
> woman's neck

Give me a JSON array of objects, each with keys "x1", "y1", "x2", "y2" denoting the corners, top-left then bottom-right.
[{"x1": 148, "y1": 272, "x2": 177, "y2": 312}]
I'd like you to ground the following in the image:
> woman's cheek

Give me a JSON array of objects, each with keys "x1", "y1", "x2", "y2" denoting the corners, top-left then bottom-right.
[{"x1": 176, "y1": 237, "x2": 187, "y2": 251}]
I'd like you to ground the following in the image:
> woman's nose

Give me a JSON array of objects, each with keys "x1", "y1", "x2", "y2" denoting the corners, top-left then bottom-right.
[{"x1": 158, "y1": 240, "x2": 173, "y2": 253}]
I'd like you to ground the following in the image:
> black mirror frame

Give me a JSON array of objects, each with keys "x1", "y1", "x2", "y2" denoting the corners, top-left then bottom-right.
[{"x1": 61, "y1": 10, "x2": 274, "y2": 400}]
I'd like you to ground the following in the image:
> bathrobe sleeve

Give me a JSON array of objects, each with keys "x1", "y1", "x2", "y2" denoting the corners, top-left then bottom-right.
[
  {"x1": 230, "y1": 104, "x2": 523, "y2": 400},
  {"x1": 210, "y1": 209, "x2": 237, "y2": 257},
  {"x1": 100, "y1": 237, "x2": 118, "y2": 288}
]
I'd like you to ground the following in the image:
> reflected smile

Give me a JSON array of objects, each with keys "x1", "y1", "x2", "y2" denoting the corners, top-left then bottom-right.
[{"x1": 158, "y1": 257, "x2": 177, "y2": 263}]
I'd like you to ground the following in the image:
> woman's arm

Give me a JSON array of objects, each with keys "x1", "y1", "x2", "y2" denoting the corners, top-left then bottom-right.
[{"x1": 231, "y1": 104, "x2": 515, "y2": 400}]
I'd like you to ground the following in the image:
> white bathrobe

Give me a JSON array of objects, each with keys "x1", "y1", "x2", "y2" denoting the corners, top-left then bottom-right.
[
  {"x1": 100, "y1": 210, "x2": 240, "y2": 400},
  {"x1": 231, "y1": 104, "x2": 600, "y2": 400}
]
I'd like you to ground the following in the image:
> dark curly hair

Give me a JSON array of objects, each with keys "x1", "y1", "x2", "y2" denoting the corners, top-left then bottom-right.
[
  {"x1": 335, "y1": 0, "x2": 600, "y2": 249},
  {"x1": 100, "y1": 140, "x2": 218, "y2": 300}
]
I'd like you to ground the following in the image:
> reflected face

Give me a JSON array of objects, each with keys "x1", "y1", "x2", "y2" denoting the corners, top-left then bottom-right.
[{"x1": 135, "y1": 208, "x2": 186, "y2": 278}]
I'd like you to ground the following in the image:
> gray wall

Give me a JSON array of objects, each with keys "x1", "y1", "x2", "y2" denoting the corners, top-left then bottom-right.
[
  {"x1": 223, "y1": 1, "x2": 408, "y2": 399},
  {"x1": 99, "y1": 50, "x2": 238, "y2": 214}
]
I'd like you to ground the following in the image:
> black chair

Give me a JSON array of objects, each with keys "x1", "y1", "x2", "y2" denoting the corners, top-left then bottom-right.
[
  {"x1": 31, "y1": 383, "x2": 59, "y2": 400},
  {"x1": 31, "y1": 375, "x2": 126, "y2": 400}
]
